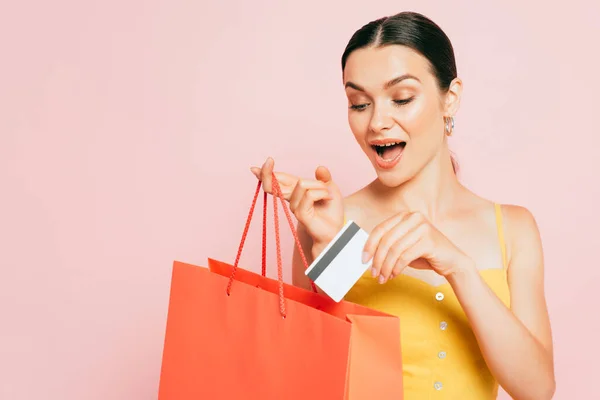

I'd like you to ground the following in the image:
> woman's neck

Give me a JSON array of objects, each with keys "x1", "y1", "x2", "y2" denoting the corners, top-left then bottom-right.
[{"x1": 370, "y1": 151, "x2": 462, "y2": 222}]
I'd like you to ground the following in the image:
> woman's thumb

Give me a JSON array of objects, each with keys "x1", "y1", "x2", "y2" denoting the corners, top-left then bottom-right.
[
  {"x1": 315, "y1": 166, "x2": 332, "y2": 183},
  {"x1": 250, "y1": 167, "x2": 261, "y2": 179}
]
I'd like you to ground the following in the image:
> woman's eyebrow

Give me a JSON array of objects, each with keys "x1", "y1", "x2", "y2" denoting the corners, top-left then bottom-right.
[{"x1": 344, "y1": 74, "x2": 421, "y2": 92}]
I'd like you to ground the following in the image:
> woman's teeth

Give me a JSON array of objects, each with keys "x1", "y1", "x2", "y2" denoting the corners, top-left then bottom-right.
[{"x1": 373, "y1": 142, "x2": 405, "y2": 160}]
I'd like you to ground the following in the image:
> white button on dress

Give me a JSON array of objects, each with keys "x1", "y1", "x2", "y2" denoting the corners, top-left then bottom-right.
[{"x1": 434, "y1": 292, "x2": 446, "y2": 392}]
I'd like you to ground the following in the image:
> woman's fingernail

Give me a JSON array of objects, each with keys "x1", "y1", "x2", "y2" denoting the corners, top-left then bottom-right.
[
  {"x1": 362, "y1": 252, "x2": 369, "y2": 263},
  {"x1": 371, "y1": 267, "x2": 377, "y2": 277},
  {"x1": 378, "y1": 275, "x2": 385, "y2": 284}
]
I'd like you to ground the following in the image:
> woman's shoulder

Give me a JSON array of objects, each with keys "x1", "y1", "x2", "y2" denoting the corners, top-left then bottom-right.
[
  {"x1": 494, "y1": 201, "x2": 540, "y2": 238},
  {"x1": 492, "y1": 201, "x2": 543, "y2": 275},
  {"x1": 461, "y1": 187, "x2": 538, "y2": 228},
  {"x1": 455, "y1": 192, "x2": 543, "y2": 277},
  {"x1": 465, "y1": 188, "x2": 541, "y2": 242},
  {"x1": 498, "y1": 202, "x2": 541, "y2": 244},
  {"x1": 439, "y1": 187, "x2": 542, "y2": 270}
]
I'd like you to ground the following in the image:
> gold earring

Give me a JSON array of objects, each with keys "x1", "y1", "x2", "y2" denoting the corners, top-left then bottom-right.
[{"x1": 445, "y1": 116, "x2": 455, "y2": 136}]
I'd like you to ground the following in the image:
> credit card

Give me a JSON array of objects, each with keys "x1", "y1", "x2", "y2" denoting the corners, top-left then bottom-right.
[{"x1": 305, "y1": 220, "x2": 372, "y2": 302}]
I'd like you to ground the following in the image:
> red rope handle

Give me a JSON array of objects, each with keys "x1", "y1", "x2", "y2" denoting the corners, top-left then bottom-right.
[
  {"x1": 261, "y1": 191, "x2": 267, "y2": 277},
  {"x1": 270, "y1": 175, "x2": 318, "y2": 293},
  {"x1": 226, "y1": 173, "x2": 319, "y2": 316},
  {"x1": 226, "y1": 180, "x2": 262, "y2": 296},
  {"x1": 271, "y1": 182, "x2": 286, "y2": 317}
]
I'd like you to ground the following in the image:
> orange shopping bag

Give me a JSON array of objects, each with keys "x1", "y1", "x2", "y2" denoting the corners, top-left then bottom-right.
[{"x1": 158, "y1": 175, "x2": 403, "y2": 399}]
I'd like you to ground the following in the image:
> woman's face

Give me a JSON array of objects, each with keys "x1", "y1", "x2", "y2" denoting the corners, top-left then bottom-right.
[{"x1": 343, "y1": 45, "x2": 458, "y2": 187}]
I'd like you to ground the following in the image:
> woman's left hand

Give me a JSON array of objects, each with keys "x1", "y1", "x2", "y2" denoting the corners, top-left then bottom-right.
[{"x1": 362, "y1": 211, "x2": 474, "y2": 283}]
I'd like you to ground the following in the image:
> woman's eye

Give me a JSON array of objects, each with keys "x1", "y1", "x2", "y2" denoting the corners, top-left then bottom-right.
[
  {"x1": 349, "y1": 97, "x2": 413, "y2": 111},
  {"x1": 393, "y1": 97, "x2": 414, "y2": 106},
  {"x1": 349, "y1": 103, "x2": 369, "y2": 111}
]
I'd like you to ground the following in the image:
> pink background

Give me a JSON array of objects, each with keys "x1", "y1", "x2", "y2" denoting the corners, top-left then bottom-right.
[{"x1": 1, "y1": 1, "x2": 598, "y2": 399}]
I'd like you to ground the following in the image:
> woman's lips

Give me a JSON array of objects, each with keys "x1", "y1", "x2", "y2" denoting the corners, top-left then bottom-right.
[{"x1": 371, "y1": 141, "x2": 406, "y2": 170}]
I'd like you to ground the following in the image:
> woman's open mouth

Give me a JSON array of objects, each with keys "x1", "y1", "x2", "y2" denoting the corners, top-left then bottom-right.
[{"x1": 371, "y1": 141, "x2": 406, "y2": 169}]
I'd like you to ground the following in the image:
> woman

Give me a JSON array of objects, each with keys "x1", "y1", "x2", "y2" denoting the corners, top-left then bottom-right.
[{"x1": 251, "y1": 11, "x2": 555, "y2": 399}]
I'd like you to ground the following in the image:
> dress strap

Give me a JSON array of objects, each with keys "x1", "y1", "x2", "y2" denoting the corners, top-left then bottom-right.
[{"x1": 494, "y1": 203, "x2": 508, "y2": 270}]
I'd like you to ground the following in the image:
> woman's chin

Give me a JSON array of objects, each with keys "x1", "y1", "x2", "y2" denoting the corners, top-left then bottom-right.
[{"x1": 373, "y1": 166, "x2": 410, "y2": 188}]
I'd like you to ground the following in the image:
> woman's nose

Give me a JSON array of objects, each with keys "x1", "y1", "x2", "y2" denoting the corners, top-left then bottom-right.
[{"x1": 369, "y1": 104, "x2": 394, "y2": 134}]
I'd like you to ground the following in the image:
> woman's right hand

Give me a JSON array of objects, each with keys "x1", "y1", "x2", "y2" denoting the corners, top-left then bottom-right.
[{"x1": 250, "y1": 157, "x2": 345, "y2": 248}]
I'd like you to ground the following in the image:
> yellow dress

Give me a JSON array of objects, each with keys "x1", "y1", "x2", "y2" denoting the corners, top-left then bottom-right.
[{"x1": 344, "y1": 204, "x2": 510, "y2": 399}]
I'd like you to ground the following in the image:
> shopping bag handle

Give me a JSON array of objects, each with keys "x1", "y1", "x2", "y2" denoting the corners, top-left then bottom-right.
[
  {"x1": 226, "y1": 172, "x2": 318, "y2": 317},
  {"x1": 270, "y1": 173, "x2": 316, "y2": 289},
  {"x1": 229, "y1": 174, "x2": 315, "y2": 289},
  {"x1": 244, "y1": 188, "x2": 269, "y2": 279}
]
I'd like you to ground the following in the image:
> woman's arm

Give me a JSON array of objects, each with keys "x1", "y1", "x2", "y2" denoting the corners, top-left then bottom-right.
[{"x1": 448, "y1": 205, "x2": 555, "y2": 400}]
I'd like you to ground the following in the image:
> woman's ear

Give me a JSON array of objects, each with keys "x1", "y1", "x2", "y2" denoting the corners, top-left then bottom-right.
[{"x1": 444, "y1": 77, "x2": 463, "y2": 117}]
